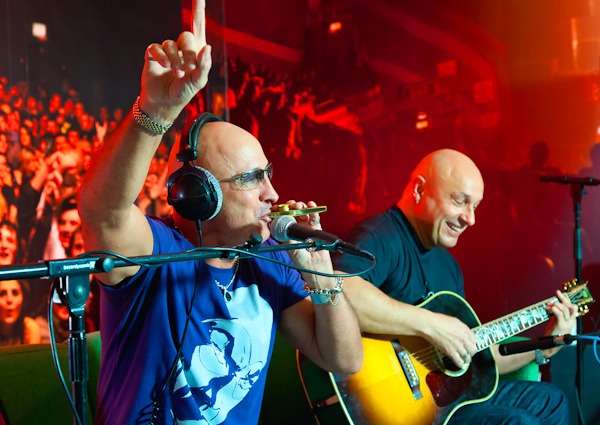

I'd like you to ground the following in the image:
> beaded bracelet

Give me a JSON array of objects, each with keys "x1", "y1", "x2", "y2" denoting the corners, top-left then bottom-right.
[
  {"x1": 132, "y1": 97, "x2": 173, "y2": 135},
  {"x1": 305, "y1": 277, "x2": 344, "y2": 306}
]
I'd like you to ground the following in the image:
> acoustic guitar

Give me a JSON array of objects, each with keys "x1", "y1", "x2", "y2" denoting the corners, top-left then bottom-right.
[{"x1": 297, "y1": 280, "x2": 594, "y2": 425}]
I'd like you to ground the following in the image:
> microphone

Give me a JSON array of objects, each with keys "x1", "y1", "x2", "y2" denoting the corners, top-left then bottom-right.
[
  {"x1": 270, "y1": 215, "x2": 374, "y2": 260},
  {"x1": 498, "y1": 335, "x2": 577, "y2": 356}
]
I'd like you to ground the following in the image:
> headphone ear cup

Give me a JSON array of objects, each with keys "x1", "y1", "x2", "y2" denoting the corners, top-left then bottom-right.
[{"x1": 167, "y1": 163, "x2": 223, "y2": 221}]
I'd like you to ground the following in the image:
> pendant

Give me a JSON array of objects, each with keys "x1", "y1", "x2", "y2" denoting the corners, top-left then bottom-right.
[{"x1": 222, "y1": 288, "x2": 233, "y2": 302}]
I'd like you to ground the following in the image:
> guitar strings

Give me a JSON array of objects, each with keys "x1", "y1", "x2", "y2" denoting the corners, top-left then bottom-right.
[
  {"x1": 403, "y1": 285, "x2": 590, "y2": 370},
  {"x1": 405, "y1": 345, "x2": 447, "y2": 370}
]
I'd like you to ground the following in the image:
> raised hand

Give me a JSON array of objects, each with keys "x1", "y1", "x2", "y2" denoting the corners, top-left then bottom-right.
[{"x1": 139, "y1": 0, "x2": 212, "y2": 123}]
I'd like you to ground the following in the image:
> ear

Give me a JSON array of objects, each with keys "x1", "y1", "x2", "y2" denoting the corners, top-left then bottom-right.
[{"x1": 413, "y1": 175, "x2": 426, "y2": 204}]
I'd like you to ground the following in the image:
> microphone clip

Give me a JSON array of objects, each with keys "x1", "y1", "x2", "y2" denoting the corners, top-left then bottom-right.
[
  {"x1": 223, "y1": 233, "x2": 264, "y2": 260},
  {"x1": 304, "y1": 238, "x2": 337, "y2": 253}
]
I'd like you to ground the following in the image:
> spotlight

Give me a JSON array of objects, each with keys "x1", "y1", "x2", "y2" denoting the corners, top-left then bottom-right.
[
  {"x1": 329, "y1": 21, "x2": 342, "y2": 33},
  {"x1": 416, "y1": 111, "x2": 429, "y2": 130},
  {"x1": 32, "y1": 22, "x2": 47, "y2": 41}
]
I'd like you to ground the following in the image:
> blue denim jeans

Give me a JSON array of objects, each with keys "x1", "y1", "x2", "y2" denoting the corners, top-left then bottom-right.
[{"x1": 447, "y1": 380, "x2": 570, "y2": 425}]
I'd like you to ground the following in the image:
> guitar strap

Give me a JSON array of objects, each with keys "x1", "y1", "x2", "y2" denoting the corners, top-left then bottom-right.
[{"x1": 415, "y1": 249, "x2": 435, "y2": 304}]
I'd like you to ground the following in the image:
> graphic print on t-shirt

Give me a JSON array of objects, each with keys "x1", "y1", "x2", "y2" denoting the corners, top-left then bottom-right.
[{"x1": 170, "y1": 283, "x2": 272, "y2": 424}]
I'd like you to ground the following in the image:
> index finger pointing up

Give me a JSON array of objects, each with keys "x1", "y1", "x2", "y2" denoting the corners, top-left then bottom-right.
[{"x1": 191, "y1": 0, "x2": 207, "y2": 46}]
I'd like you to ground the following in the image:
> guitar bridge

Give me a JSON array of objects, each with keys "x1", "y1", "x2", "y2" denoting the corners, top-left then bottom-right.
[{"x1": 392, "y1": 340, "x2": 423, "y2": 401}]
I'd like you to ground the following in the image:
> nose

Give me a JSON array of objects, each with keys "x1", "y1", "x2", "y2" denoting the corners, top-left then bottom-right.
[
  {"x1": 460, "y1": 207, "x2": 476, "y2": 227},
  {"x1": 261, "y1": 174, "x2": 279, "y2": 205}
]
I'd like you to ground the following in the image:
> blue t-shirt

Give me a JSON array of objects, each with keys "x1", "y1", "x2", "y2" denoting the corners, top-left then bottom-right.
[
  {"x1": 334, "y1": 206, "x2": 464, "y2": 305},
  {"x1": 95, "y1": 217, "x2": 307, "y2": 425}
]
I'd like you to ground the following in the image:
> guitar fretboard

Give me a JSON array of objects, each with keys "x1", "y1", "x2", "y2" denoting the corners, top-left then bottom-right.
[{"x1": 473, "y1": 296, "x2": 557, "y2": 351}]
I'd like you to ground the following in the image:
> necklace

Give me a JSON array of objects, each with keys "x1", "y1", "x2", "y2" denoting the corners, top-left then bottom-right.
[{"x1": 214, "y1": 261, "x2": 239, "y2": 302}]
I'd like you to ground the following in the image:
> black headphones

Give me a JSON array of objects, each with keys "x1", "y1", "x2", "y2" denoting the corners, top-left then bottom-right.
[{"x1": 167, "y1": 112, "x2": 224, "y2": 222}]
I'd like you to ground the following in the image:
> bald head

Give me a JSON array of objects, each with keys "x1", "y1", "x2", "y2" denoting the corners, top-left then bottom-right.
[
  {"x1": 399, "y1": 149, "x2": 484, "y2": 249},
  {"x1": 168, "y1": 120, "x2": 263, "y2": 180},
  {"x1": 408, "y1": 149, "x2": 482, "y2": 193}
]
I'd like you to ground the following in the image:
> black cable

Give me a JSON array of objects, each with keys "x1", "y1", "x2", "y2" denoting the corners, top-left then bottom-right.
[
  {"x1": 195, "y1": 218, "x2": 203, "y2": 247},
  {"x1": 184, "y1": 245, "x2": 377, "y2": 279},
  {"x1": 79, "y1": 245, "x2": 376, "y2": 280},
  {"x1": 149, "y1": 262, "x2": 200, "y2": 425},
  {"x1": 48, "y1": 280, "x2": 84, "y2": 425},
  {"x1": 150, "y1": 219, "x2": 204, "y2": 424}
]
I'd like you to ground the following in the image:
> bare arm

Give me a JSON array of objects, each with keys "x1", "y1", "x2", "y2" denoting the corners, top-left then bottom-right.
[
  {"x1": 279, "y1": 284, "x2": 362, "y2": 375},
  {"x1": 340, "y1": 274, "x2": 477, "y2": 369},
  {"x1": 78, "y1": 1, "x2": 212, "y2": 285},
  {"x1": 79, "y1": 113, "x2": 162, "y2": 285},
  {"x1": 276, "y1": 201, "x2": 363, "y2": 375}
]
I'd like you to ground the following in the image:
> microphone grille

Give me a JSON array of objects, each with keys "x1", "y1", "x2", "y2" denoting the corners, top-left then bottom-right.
[{"x1": 270, "y1": 215, "x2": 295, "y2": 242}]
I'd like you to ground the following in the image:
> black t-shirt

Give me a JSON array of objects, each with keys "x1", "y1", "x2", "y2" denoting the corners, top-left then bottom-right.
[
  {"x1": 334, "y1": 206, "x2": 465, "y2": 305},
  {"x1": 1, "y1": 184, "x2": 16, "y2": 207}
]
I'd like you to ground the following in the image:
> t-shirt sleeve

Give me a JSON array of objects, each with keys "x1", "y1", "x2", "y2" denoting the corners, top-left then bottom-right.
[
  {"x1": 333, "y1": 223, "x2": 401, "y2": 288},
  {"x1": 100, "y1": 216, "x2": 191, "y2": 297}
]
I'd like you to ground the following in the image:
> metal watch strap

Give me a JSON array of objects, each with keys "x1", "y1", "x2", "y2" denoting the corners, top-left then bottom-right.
[
  {"x1": 535, "y1": 349, "x2": 550, "y2": 365},
  {"x1": 132, "y1": 97, "x2": 173, "y2": 135}
]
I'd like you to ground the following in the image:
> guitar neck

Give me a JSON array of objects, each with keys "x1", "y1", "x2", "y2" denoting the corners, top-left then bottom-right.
[{"x1": 472, "y1": 295, "x2": 558, "y2": 352}]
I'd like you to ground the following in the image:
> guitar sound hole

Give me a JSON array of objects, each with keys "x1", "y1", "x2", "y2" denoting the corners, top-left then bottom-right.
[
  {"x1": 442, "y1": 356, "x2": 460, "y2": 372},
  {"x1": 432, "y1": 350, "x2": 460, "y2": 373},
  {"x1": 434, "y1": 351, "x2": 469, "y2": 378}
]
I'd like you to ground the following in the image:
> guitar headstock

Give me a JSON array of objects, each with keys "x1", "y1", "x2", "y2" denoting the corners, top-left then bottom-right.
[{"x1": 563, "y1": 279, "x2": 595, "y2": 316}]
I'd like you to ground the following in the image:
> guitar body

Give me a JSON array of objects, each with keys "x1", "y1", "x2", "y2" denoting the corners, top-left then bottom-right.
[
  {"x1": 298, "y1": 282, "x2": 592, "y2": 425},
  {"x1": 297, "y1": 350, "x2": 352, "y2": 425},
  {"x1": 298, "y1": 292, "x2": 498, "y2": 425}
]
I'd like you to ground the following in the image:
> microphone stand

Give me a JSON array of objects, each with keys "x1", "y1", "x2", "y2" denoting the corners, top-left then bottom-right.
[
  {"x1": 0, "y1": 240, "x2": 324, "y2": 425},
  {"x1": 540, "y1": 174, "x2": 600, "y2": 425},
  {"x1": 53, "y1": 274, "x2": 91, "y2": 425}
]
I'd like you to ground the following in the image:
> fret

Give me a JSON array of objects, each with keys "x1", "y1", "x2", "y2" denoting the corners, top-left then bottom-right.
[
  {"x1": 474, "y1": 302, "x2": 553, "y2": 351},
  {"x1": 518, "y1": 311, "x2": 531, "y2": 328},
  {"x1": 533, "y1": 305, "x2": 549, "y2": 322},
  {"x1": 515, "y1": 314, "x2": 525, "y2": 331},
  {"x1": 470, "y1": 284, "x2": 593, "y2": 353},
  {"x1": 510, "y1": 317, "x2": 520, "y2": 333},
  {"x1": 534, "y1": 307, "x2": 544, "y2": 321},
  {"x1": 496, "y1": 321, "x2": 510, "y2": 339},
  {"x1": 487, "y1": 324, "x2": 503, "y2": 343}
]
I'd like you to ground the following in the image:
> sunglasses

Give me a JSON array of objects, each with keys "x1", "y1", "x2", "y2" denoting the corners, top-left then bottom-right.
[{"x1": 218, "y1": 163, "x2": 273, "y2": 190}]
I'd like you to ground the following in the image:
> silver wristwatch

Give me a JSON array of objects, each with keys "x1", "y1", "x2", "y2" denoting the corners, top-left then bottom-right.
[{"x1": 534, "y1": 349, "x2": 550, "y2": 365}]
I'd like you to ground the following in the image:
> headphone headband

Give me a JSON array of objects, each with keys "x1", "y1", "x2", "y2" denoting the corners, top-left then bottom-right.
[{"x1": 176, "y1": 112, "x2": 224, "y2": 163}]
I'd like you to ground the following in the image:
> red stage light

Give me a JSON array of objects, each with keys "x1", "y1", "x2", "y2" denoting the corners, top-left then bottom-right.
[{"x1": 329, "y1": 21, "x2": 342, "y2": 33}]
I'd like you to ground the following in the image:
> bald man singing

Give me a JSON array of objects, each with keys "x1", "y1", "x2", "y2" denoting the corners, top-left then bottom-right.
[
  {"x1": 334, "y1": 149, "x2": 573, "y2": 424},
  {"x1": 78, "y1": 2, "x2": 361, "y2": 424}
]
